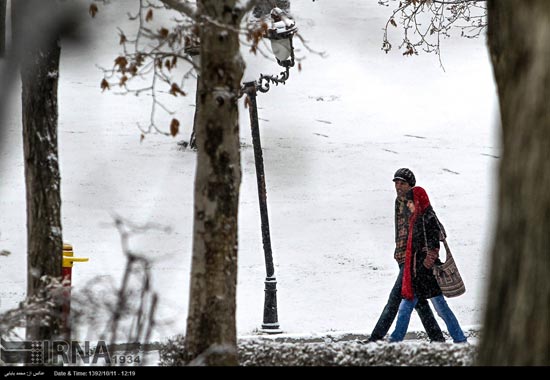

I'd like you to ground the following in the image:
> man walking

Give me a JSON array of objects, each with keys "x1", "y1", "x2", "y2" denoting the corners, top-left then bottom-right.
[{"x1": 367, "y1": 168, "x2": 445, "y2": 342}]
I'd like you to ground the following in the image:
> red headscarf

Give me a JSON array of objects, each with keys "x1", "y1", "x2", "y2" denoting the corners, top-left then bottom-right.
[{"x1": 402, "y1": 186, "x2": 431, "y2": 300}]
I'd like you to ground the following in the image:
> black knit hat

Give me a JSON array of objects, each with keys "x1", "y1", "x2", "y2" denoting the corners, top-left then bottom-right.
[{"x1": 393, "y1": 168, "x2": 416, "y2": 187}]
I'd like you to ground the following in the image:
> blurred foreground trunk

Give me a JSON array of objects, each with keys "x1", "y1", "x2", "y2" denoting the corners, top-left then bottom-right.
[
  {"x1": 14, "y1": 0, "x2": 64, "y2": 343},
  {"x1": 479, "y1": 0, "x2": 550, "y2": 366}
]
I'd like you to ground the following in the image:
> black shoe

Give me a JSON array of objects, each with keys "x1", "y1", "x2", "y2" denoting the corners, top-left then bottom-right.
[
  {"x1": 358, "y1": 337, "x2": 378, "y2": 344},
  {"x1": 361, "y1": 337, "x2": 380, "y2": 344}
]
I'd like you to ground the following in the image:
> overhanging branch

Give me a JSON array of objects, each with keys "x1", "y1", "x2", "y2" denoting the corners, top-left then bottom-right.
[{"x1": 159, "y1": 0, "x2": 197, "y2": 19}]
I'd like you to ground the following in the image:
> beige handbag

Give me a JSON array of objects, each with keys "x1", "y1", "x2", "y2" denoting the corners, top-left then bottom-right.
[
  {"x1": 432, "y1": 240, "x2": 466, "y2": 297},
  {"x1": 422, "y1": 216, "x2": 466, "y2": 298}
]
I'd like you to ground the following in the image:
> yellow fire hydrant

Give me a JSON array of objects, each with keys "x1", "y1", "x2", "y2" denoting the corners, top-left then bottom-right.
[{"x1": 62, "y1": 243, "x2": 89, "y2": 338}]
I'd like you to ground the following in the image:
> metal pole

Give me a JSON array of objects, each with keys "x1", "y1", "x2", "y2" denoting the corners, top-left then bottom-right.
[{"x1": 243, "y1": 81, "x2": 281, "y2": 333}]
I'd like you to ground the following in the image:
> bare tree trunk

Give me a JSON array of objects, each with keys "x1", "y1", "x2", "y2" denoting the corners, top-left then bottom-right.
[
  {"x1": 183, "y1": 0, "x2": 244, "y2": 365},
  {"x1": 0, "y1": 0, "x2": 6, "y2": 57},
  {"x1": 14, "y1": 0, "x2": 63, "y2": 343},
  {"x1": 479, "y1": 0, "x2": 550, "y2": 365}
]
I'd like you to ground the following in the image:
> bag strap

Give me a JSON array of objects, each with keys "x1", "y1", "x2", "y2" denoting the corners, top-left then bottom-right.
[
  {"x1": 441, "y1": 239, "x2": 452, "y2": 262},
  {"x1": 433, "y1": 212, "x2": 447, "y2": 240},
  {"x1": 423, "y1": 214, "x2": 452, "y2": 263}
]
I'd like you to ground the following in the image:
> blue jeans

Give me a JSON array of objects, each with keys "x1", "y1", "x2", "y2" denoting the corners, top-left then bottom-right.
[
  {"x1": 369, "y1": 264, "x2": 444, "y2": 342},
  {"x1": 389, "y1": 295, "x2": 467, "y2": 343}
]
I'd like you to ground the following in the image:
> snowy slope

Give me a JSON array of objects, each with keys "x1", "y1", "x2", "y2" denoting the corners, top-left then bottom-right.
[{"x1": 0, "y1": 0, "x2": 498, "y2": 343}]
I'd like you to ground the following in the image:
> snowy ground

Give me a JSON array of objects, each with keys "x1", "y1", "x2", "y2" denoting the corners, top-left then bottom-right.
[{"x1": 0, "y1": 0, "x2": 498, "y2": 346}]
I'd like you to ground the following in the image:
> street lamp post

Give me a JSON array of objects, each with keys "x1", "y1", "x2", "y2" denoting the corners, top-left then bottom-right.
[
  {"x1": 239, "y1": 7, "x2": 297, "y2": 334},
  {"x1": 185, "y1": 7, "x2": 297, "y2": 334}
]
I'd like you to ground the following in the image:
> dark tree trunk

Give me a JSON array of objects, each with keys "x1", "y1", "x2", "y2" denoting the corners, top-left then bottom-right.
[
  {"x1": 183, "y1": 0, "x2": 244, "y2": 366},
  {"x1": 14, "y1": 0, "x2": 63, "y2": 343},
  {"x1": 253, "y1": 0, "x2": 290, "y2": 18},
  {"x1": 479, "y1": 0, "x2": 550, "y2": 365},
  {"x1": 0, "y1": 0, "x2": 6, "y2": 57}
]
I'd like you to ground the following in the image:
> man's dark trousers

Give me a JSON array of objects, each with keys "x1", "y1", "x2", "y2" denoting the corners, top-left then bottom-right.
[{"x1": 369, "y1": 264, "x2": 445, "y2": 342}]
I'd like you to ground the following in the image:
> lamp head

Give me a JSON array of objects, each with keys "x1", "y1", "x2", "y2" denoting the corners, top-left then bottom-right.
[{"x1": 267, "y1": 7, "x2": 297, "y2": 66}]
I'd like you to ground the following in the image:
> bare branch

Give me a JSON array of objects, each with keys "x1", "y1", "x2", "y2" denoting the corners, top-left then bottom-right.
[
  {"x1": 159, "y1": 0, "x2": 197, "y2": 19},
  {"x1": 240, "y1": 0, "x2": 262, "y2": 16},
  {"x1": 380, "y1": 0, "x2": 487, "y2": 65},
  {"x1": 94, "y1": 0, "x2": 321, "y2": 138},
  {"x1": 432, "y1": 0, "x2": 485, "y2": 4}
]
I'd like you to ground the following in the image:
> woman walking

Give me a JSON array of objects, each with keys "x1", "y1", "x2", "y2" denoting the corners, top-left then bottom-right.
[{"x1": 389, "y1": 186, "x2": 467, "y2": 343}]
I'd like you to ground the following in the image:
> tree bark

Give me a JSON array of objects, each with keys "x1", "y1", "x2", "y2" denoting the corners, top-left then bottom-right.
[
  {"x1": 479, "y1": 0, "x2": 550, "y2": 365},
  {"x1": 14, "y1": 0, "x2": 63, "y2": 343},
  {"x1": 0, "y1": 0, "x2": 6, "y2": 57},
  {"x1": 183, "y1": 0, "x2": 244, "y2": 365}
]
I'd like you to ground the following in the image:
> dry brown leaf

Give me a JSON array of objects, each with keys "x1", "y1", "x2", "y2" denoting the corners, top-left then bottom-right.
[
  {"x1": 169, "y1": 83, "x2": 186, "y2": 97},
  {"x1": 89, "y1": 4, "x2": 98, "y2": 18},
  {"x1": 128, "y1": 64, "x2": 138, "y2": 76},
  {"x1": 146, "y1": 9, "x2": 153, "y2": 22},
  {"x1": 170, "y1": 119, "x2": 180, "y2": 137},
  {"x1": 114, "y1": 56, "x2": 128, "y2": 73},
  {"x1": 100, "y1": 78, "x2": 110, "y2": 91},
  {"x1": 159, "y1": 28, "x2": 169, "y2": 39}
]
